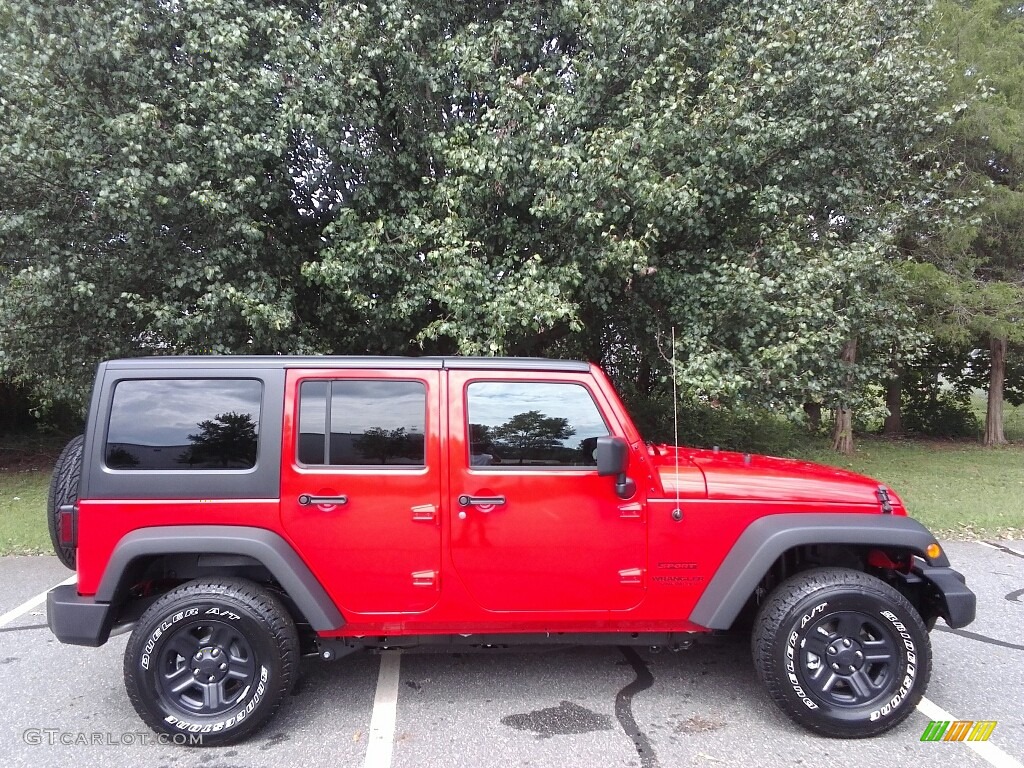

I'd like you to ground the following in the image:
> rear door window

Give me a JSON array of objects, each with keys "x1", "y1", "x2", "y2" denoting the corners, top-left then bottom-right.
[{"x1": 297, "y1": 380, "x2": 427, "y2": 466}]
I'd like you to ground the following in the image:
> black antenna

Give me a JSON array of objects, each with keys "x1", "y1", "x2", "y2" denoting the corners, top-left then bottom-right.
[{"x1": 672, "y1": 327, "x2": 682, "y2": 520}]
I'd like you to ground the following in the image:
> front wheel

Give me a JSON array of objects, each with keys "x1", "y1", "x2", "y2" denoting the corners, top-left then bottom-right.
[
  {"x1": 752, "y1": 567, "x2": 931, "y2": 738},
  {"x1": 124, "y1": 578, "x2": 299, "y2": 746}
]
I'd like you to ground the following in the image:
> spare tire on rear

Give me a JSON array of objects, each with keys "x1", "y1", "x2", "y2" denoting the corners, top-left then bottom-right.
[{"x1": 48, "y1": 435, "x2": 84, "y2": 570}]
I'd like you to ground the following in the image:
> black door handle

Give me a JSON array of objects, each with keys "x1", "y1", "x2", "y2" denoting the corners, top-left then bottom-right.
[
  {"x1": 298, "y1": 494, "x2": 348, "y2": 507},
  {"x1": 457, "y1": 495, "x2": 506, "y2": 508}
]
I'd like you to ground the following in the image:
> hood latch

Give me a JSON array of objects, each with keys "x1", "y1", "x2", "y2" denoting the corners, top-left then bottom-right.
[{"x1": 876, "y1": 486, "x2": 893, "y2": 514}]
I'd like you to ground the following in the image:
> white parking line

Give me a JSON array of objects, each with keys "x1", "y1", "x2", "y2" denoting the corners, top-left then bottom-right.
[
  {"x1": 917, "y1": 696, "x2": 1024, "y2": 768},
  {"x1": 0, "y1": 575, "x2": 77, "y2": 629},
  {"x1": 363, "y1": 651, "x2": 402, "y2": 768}
]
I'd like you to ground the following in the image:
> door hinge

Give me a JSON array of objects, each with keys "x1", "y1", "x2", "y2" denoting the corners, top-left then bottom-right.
[
  {"x1": 411, "y1": 504, "x2": 438, "y2": 522},
  {"x1": 412, "y1": 570, "x2": 438, "y2": 588},
  {"x1": 618, "y1": 567, "x2": 644, "y2": 585},
  {"x1": 618, "y1": 502, "x2": 643, "y2": 519}
]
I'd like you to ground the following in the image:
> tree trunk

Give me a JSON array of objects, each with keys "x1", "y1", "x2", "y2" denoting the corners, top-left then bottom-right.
[
  {"x1": 803, "y1": 402, "x2": 822, "y2": 431},
  {"x1": 984, "y1": 336, "x2": 1007, "y2": 446},
  {"x1": 832, "y1": 405, "x2": 854, "y2": 454},
  {"x1": 831, "y1": 338, "x2": 857, "y2": 455},
  {"x1": 882, "y1": 372, "x2": 903, "y2": 436}
]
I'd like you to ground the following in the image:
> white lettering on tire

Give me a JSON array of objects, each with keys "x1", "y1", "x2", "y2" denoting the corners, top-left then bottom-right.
[
  {"x1": 786, "y1": 615, "x2": 821, "y2": 711},
  {"x1": 787, "y1": 605, "x2": 918, "y2": 718},
  {"x1": 785, "y1": 602, "x2": 827, "y2": 709},
  {"x1": 868, "y1": 610, "x2": 917, "y2": 722},
  {"x1": 141, "y1": 607, "x2": 199, "y2": 671},
  {"x1": 163, "y1": 666, "x2": 269, "y2": 733}
]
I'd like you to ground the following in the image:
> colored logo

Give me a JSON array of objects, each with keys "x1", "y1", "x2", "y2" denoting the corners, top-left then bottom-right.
[{"x1": 921, "y1": 720, "x2": 997, "y2": 742}]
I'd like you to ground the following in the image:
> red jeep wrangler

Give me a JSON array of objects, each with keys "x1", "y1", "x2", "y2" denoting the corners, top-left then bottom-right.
[{"x1": 46, "y1": 356, "x2": 975, "y2": 745}]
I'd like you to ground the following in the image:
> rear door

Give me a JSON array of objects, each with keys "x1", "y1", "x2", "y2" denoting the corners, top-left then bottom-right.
[
  {"x1": 447, "y1": 370, "x2": 648, "y2": 612},
  {"x1": 280, "y1": 368, "x2": 442, "y2": 614}
]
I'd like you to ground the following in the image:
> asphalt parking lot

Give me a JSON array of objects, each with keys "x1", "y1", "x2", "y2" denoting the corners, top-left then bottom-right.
[{"x1": 0, "y1": 540, "x2": 1021, "y2": 768}]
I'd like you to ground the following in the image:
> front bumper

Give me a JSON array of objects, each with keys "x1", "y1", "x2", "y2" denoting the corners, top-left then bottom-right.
[
  {"x1": 47, "y1": 584, "x2": 114, "y2": 647},
  {"x1": 914, "y1": 563, "x2": 977, "y2": 629}
]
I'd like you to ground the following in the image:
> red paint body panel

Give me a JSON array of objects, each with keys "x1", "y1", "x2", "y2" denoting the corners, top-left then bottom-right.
[
  {"x1": 649, "y1": 444, "x2": 905, "y2": 510},
  {"x1": 75, "y1": 499, "x2": 281, "y2": 596},
  {"x1": 71, "y1": 360, "x2": 906, "y2": 638},
  {"x1": 445, "y1": 370, "x2": 647, "y2": 613},
  {"x1": 279, "y1": 369, "x2": 444, "y2": 615}
]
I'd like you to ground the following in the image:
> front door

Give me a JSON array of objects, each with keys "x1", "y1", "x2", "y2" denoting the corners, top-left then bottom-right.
[
  {"x1": 280, "y1": 369, "x2": 442, "y2": 614},
  {"x1": 448, "y1": 371, "x2": 647, "y2": 612}
]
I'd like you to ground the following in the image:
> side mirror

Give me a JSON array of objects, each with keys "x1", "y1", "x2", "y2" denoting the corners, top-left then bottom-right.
[{"x1": 595, "y1": 436, "x2": 637, "y2": 499}]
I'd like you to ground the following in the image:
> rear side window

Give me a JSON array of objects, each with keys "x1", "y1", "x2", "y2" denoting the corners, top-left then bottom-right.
[
  {"x1": 298, "y1": 380, "x2": 426, "y2": 466},
  {"x1": 106, "y1": 379, "x2": 262, "y2": 470}
]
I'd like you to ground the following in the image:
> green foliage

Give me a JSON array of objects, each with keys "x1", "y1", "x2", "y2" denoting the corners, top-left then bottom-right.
[
  {"x1": 1, "y1": 0, "x2": 331, "y2": 410},
  {"x1": 889, "y1": 341, "x2": 982, "y2": 437},
  {"x1": 1, "y1": 0, "x2": 959, "y2": 423},
  {"x1": 948, "y1": 341, "x2": 1024, "y2": 406},
  {"x1": 902, "y1": 391, "x2": 981, "y2": 438},
  {"x1": 906, "y1": 1, "x2": 1024, "y2": 352},
  {"x1": 622, "y1": 389, "x2": 808, "y2": 456}
]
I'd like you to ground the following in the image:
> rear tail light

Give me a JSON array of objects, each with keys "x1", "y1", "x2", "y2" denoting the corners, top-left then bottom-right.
[{"x1": 58, "y1": 504, "x2": 77, "y2": 548}]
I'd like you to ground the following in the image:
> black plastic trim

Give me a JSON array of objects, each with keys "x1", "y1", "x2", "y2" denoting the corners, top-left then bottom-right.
[
  {"x1": 321, "y1": 632, "x2": 701, "y2": 649},
  {"x1": 84, "y1": 366, "x2": 284, "y2": 500},
  {"x1": 916, "y1": 564, "x2": 977, "y2": 629},
  {"x1": 689, "y1": 514, "x2": 949, "y2": 630},
  {"x1": 47, "y1": 584, "x2": 115, "y2": 647},
  {"x1": 98, "y1": 355, "x2": 589, "y2": 372},
  {"x1": 96, "y1": 526, "x2": 344, "y2": 631},
  {"x1": 443, "y1": 357, "x2": 590, "y2": 372}
]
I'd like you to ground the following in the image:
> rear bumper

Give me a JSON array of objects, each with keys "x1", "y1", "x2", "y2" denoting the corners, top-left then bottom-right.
[
  {"x1": 47, "y1": 584, "x2": 114, "y2": 647},
  {"x1": 916, "y1": 563, "x2": 976, "y2": 629}
]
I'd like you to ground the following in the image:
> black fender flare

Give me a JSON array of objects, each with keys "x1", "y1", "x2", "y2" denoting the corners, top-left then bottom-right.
[
  {"x1": 688, "y1": 514, "x2": 947, "y2": 630},
  {"x1": 96, "y1": 525, "x2": 345, "y2": 632}
]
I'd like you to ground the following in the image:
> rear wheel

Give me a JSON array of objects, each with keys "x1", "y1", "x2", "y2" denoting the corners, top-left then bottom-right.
[
  {"x1": 752, "y1": 567, "x2": 930, "y2": 738},
  {"x1": 47, "y1": 435, "x2": 83, "y2": 569},
  {"x1": 124, "y1": 578, "x2": 299, "y2": 746}
]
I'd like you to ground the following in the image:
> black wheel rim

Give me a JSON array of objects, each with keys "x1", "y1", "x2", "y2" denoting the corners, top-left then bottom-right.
[
  {"x1": 797, "y1": 610, "x2": 899, "y2": 708},
  {"x1": 155, "y1": 619, "x2": 257, "y2": 716}
]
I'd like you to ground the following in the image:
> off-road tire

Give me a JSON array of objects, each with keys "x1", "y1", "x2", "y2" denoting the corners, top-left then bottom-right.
[
  {"x1": 752, "y1": 567, "x2": 931, "y2": 738},
  {"x1": 47, "y1": 435, "x2": 83, "y2": 569},
  {"x1": 124, "y1": 578, "x2": 299, "y2": 747}
]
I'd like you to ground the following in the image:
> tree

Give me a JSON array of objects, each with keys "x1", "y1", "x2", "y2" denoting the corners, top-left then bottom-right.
[
  {"x1": 492, "y1": 411, "x2": 574, "y2": 464},
  {"x1": 183, "y1": 411, "x2": 258, "y2": 467},
  {"x1": 904, "y1": 0, "x2": 1024, "y2": 445},
  {"x1": 353, "y1": 427, "x2": 416, "y2": 465},
  {"x1": 1, "y1": 0, "x2": 959, "y2": 436},
  {"x1": 0, "y1": 0, "x2": 334, "y2": 411}
]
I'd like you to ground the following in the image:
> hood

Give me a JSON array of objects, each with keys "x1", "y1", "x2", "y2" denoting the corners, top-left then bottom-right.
[{"x1": 650, "y1": 444, "x2": 902, "y2": 508}]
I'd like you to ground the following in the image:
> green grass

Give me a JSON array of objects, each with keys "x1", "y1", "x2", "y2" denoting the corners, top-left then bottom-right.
[
  {"x1": 798, "y1": 438, "x2": 1024, "y2": 539},
  {"x1": 0, "y1": 469, "x2": 52, "y2": 555},
  {"x1": 0, "y1": 431, "x2": 65, "y2": 556}
]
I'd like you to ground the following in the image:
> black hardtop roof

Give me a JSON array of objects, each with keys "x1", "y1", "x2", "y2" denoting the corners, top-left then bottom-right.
[{"x1": 101, "y1": 355, "x2": 591, "y2": 373}]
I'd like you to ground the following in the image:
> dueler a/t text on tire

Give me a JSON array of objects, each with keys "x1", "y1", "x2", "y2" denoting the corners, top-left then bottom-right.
[
  {"x1": 124, "y1": 578, "x2": 299, "y2": 747},
  {"x1": 752, "y1": 567, "x2": 931, "y2": 738},
  {"x1": 47, "y1": 435, "x2": 83, "y2": 570}
]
